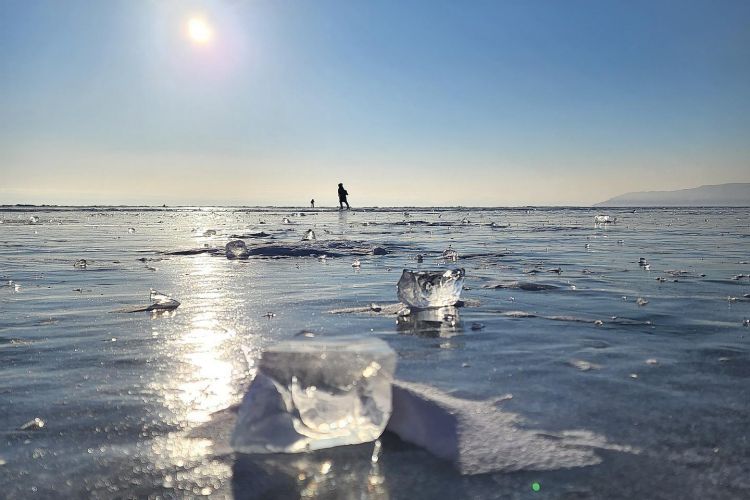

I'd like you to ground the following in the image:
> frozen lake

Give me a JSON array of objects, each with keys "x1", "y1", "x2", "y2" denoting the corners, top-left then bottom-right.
[{"x1": 1, "y1": 206, "x2": 749, "y2": 499}]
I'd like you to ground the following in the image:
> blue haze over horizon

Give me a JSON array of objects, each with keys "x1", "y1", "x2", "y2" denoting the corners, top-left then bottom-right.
[{"x1": 1, "y1": 0, "x2": 749, "y2": 206}]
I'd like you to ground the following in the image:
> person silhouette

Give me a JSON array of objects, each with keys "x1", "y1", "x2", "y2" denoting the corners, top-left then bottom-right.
[
  {"x1": 310, "y1": 199, "x2": 315, "y2": 208},
  {"x1": 337, "y1": 183, "x2": 350, "y2": 210}
]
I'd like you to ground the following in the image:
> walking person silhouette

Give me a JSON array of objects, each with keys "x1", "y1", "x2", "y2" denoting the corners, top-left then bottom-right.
[{"x1": 337, "y1": 183, "x2": 350, "y2": 210}]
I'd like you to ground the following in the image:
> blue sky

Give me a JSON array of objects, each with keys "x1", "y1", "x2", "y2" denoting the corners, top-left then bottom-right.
[{"x1": 1, "y1": 0, "x2": 749, "y2": 206}]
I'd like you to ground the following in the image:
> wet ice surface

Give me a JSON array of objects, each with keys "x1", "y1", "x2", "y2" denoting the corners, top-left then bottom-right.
[{"x1": 1, "y1": 206, "x2": 749, "y2": 499}]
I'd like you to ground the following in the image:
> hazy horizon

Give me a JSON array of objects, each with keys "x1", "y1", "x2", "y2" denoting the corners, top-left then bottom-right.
[{"x1": 2, "y1": 0, "x2": 749, "y2": 206}]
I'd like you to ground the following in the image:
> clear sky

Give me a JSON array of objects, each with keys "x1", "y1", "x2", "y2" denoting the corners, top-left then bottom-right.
[{"x1": 1, "y1": 0, "x2": 749, "y2": 206}]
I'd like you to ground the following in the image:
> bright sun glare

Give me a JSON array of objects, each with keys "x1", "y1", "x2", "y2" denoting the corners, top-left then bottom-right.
[{"x1": 187, "y1": 17, "x2": 213, "y2": 45}]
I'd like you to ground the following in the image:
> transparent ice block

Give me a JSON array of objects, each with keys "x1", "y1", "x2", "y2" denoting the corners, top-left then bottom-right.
[
  {"x1": 232, "y1": 336, "x2": 396, "y2": 454},
  {"x1": 397, "y1": 268, "x2": 465, "y2": 309}
]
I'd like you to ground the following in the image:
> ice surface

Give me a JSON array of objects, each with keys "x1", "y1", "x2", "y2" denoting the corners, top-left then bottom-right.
[
  {"x1": 232, "y1": 336, "x2": 396, "y2": 454},
  {"x1": 226, "y1": 240, "x2": 250, "y2": 259},
  {"x1": 397, "y1": 268, "x2": 465, "y2": 309}
]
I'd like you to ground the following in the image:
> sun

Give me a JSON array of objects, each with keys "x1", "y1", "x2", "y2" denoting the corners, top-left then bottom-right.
[{"x1": 186, "y1": 16, "x2": 213, "y2": 45}]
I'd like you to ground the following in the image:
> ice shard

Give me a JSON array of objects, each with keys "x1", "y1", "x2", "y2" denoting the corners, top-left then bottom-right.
[
  {"x1": 397, "y1": 268, "x2": 465, "y2": 309},
  {"x1": 232, "y1": 336, "x2": 396, "y2": 454}
]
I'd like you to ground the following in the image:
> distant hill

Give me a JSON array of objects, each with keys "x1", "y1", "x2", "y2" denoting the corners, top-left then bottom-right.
[{"x1": 595, "y1": 183, "x2": 750, "y2": 207}]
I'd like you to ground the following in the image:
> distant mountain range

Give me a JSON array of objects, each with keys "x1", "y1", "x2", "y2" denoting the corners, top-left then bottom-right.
[{"x1": 595, "y1": 183, "x2": 750, "y2": 207}]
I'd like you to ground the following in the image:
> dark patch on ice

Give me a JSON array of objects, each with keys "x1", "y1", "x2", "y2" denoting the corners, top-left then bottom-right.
[
  {"x1": 165, "y1": 248, "x2": 222, "y2": 256},
  {"x1": 228, "y1": 232, "x2": 272, "y2": 239},
  {"x1": 110, "y1": 302, "x2": 181, "y2": 313},
  {"x1": 484, "y1": 281, "x2": 560, "y2": 291},
  {"x1": 244, "y1": 242, "x2": 389, "y2": 259},
  {"x1": 459, "y1": 252, "x2": 507, "y2": 259}
]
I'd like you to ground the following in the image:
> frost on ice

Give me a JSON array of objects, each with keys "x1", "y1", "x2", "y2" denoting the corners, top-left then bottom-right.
[
  {"x1": 397, "y1": 268, "x2": 465, "y2": 309},
  {"x1": 232, "y1": 336, "x2": 396, "y2": 454}
]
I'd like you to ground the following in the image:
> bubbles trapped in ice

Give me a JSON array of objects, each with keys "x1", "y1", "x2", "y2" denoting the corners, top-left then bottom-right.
[
  {"x1": 149, "y1": 289, "x2": 180, "y2": 310},
  {"x1": 73, "y1": 259, "x2": 87, "y2": 269},
  {"x1": 397, "y1": 268, "x2": 465, "y2": 309},
  {"x1": 352, "y1": 258, "x2": 361, "y2": 268},
  {"x1": 226, "y1": 240, "x2": 250, "y2": 259},
  {"x1": 442, "y1": 246, "x2": 459, "y2": 262},
  {"x1": 594, "y1": 215, "x2": 617, "y2": 224},
  {"x1": 303, "y1": 229, "x2": 316, "y2": 241},
  {"x1": 231, "y1": 336, "x2": 396, "y2": 454},
  {"x1": 127, "y1": 227, "x2": 136, "y2": 234}
]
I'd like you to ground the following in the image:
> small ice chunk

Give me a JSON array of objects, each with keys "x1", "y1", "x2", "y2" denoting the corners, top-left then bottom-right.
[
  {"x1": 73, "y1": 259, "x2": 87, "y2": 269},
  {"x1": 303, "y1": 229, "x2": 316, "y2": 241},
  {"x1": 28, "y1": 216, "x2": 40, "y2": 224},
  {"x1": 397, "y1": 268, "x2": 465, "y2": 309},
  {"x1": 282, "y1": 217, "x2": 291, "y2": 224},
  {"x1": 226, "y1": 240, "x2": 250, "y2": 259},
  {"x1": 128, "y1": 228, "x2": 136, "y2": 234},
  {"x1": 352, "y1": 258, "x2": 361, "y2": 268},
  {"x1": 636, "y1": 297, "x2": 649, "y2": 306},
  {"x1": 231, "y1": 336, "x2": 396, "y2": 454},
  {"x1": 203, "y1": 229, "x2": 217, "y2": 237},
  {"x1": 594, "y1": 215, "x2": 616, "y2": 224},
  {"x1": 149, "y1": 289, "x2": 180, "y2": 310},
  {"x1": 442, "y1": 246, "x2": 459, "y2": 262}
]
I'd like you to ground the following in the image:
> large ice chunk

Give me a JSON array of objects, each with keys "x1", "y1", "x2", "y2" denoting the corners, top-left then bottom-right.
[
  {"x1": 397, "y1": 268, "x2": 465, "y2": 309},
  {"x1": 231, "y1": 336, "x2": 396, "y2": 454},
  {"x1": 226, "y1": 240, "x2": 250, "y2": 259}
]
